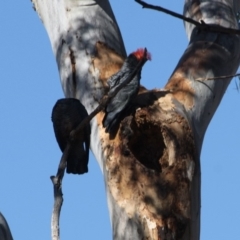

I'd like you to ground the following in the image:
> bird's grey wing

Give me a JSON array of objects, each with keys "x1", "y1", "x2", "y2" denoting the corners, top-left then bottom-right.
[
  {"x1": 106, "y1": 79, "x2": 139, "y2": 113},
  {"x1": 107, "y1": 71, "x2": 123, "y2": 89}
]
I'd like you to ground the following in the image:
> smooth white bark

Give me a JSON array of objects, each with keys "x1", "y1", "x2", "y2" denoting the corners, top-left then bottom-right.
[{"x1": 180, "y1": 0, "x2": 240, "y2": 151}]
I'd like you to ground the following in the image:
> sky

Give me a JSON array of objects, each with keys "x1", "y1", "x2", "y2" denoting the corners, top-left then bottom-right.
[{"x1": 0, "y1": 1, "x2": 240, "y2": 240}]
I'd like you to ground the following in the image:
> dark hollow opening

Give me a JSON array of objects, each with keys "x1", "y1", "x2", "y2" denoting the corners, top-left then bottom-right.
[{"x1": 126, "y1": 120, "x2": 165, "y2": 172}]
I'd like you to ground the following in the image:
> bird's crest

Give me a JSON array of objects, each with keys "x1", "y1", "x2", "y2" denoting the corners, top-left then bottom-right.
[{"x1": 131, "y1": 48, "x2": 151, "y2": 61}]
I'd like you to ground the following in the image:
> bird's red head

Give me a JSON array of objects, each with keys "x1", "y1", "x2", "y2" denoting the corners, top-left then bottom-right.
[{"x1": 131, "y1": 48, "x2": 151, "y2": 61}]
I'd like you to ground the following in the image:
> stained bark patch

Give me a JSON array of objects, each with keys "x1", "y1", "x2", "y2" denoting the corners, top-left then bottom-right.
[
  {"x1": 165, "y1": 72, "x2": 195, "y2": 110},
  {"x1": 92, "y1": 41, "x2": 124, "y2": 85},
  {"x1": 98, "y1": 90, "x2": 196, "y2": 239}
]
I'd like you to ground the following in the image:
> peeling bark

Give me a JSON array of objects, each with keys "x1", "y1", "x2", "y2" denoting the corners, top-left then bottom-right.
[{"x1": 32, "y1": 0, "x2": 240, "y2": 239}]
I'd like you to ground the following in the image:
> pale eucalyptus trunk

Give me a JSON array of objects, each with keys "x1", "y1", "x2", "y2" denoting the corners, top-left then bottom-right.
[{"x1": 31, "y1": 0, "x2": 240, "y2": 239}]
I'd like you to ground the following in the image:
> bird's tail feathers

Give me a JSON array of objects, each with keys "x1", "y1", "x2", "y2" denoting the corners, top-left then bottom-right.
[{"x1": 66, "y1": 151, "x2": 88, "y2": 174}]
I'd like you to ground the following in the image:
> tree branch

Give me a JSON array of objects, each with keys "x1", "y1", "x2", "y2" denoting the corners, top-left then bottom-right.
[
  {"x1": 195, "y1": 73, "x2": 240, "y2": 81},
  {"x1": 50, "y1": 175, "x2": 63, "y2": 240},
  {"x1": 50, "y1": 145, "x2": 70, "y2": 240},
  {"x1": 135, "y1": 0, "x2": 240, "y2": 35}
]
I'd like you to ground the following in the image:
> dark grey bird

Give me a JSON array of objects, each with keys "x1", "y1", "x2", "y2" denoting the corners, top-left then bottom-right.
[
  {"x1": 103, "y1": 48, "x2": 151, "y2": 133},
  {"x1": 51, "y1": 98, "x2": 90, "y2": 174}
]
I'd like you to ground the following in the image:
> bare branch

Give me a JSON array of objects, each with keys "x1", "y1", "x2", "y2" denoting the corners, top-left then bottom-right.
[
  {"x1": 196, "y1": 73, "x2": 240, "y2": 81},
  {"x1": 135, "y1": 0, "x2": 240, "y2": 35},
  {"x1": 50, "y1": 176, "x2": 63, "y2": 240},
  {"x1": 50, "y1": 145, "x2": 69, "y2": 240}
]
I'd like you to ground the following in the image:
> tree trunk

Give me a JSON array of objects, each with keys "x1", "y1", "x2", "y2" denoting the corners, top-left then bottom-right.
[
  {"x1": 32, "y1": 0, "x2": 240, "y2": 239},
  {"x1": 0, "y1": 212, "x2": 13, "y2": 240}
]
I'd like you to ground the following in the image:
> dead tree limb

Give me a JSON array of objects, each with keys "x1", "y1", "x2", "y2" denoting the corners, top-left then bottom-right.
[{"x1": 135, "y1": 0, "x2": 240, "y2": 35}]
